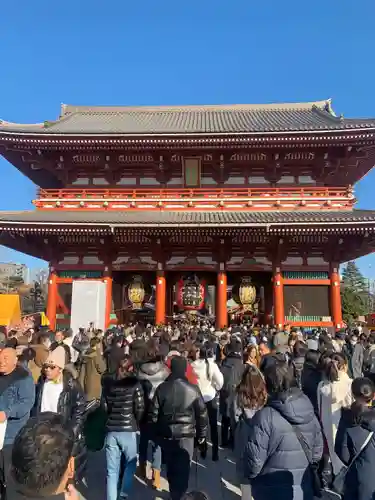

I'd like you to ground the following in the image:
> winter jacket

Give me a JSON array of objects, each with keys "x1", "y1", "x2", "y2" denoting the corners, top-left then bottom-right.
[
  {"x1": 148, "y1": 374, "x2": 208, "y2": 440},
  {"x1": 78, "y1": 348, "x2": 106, "y2": 401},
  {"x1": 318, "y1": 371, "x2": 353, "y2": 476},
  {"x1": 33, "y1": 370, "x2": 86, "y2": 479},
  {"x1": 234, "y1": 406, "x2": 258, "y2": 486},
  {"x1": 28, "y1": 344, "x2": 50, "y2": 383},
  {"x1": 137, "y1": 360, "x2": 170, "y2": 400},
  {"x1": 219, "y1": 354, "x2": 244, "y2": 417},
  {"x1": 165, "y1": 356, "x2": 198, "y2": 385},
  {"x1": 301, "y1": 360, "x2": 322, "y2": 416},
  {"x1": 191, "y1": 358, "x2": 224, "y2": 402},
  {"x1": 335, "y1": 405, "x2": 375, "y2": 500},
  {"x1": 102, "y1": 373, "x2": 144, "y2": 432},
  {"x1": 343, "y1": 342, "x2": 364, "y2": 379},
  {"x1": 364, "y1": 344, "x2": 375, "y2": 374},
  {"x1": 0, "y1": 365, "x2": 35, "y2": 446},
  {"x1": 243, "y1": 388, "x2": 323, "y2": 500},
  {"x1": 292, "y1": 355, "x2": 305, "y2": 389}
]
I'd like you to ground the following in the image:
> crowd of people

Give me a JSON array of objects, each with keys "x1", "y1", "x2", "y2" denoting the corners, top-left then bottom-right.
[{"x1": 1, "y1": 320, "x2": 375, "y2": 500}]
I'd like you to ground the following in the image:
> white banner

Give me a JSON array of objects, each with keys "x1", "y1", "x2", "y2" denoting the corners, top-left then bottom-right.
[{"x1": 70, "y1": 280, "x2": 106, "y2": 335}]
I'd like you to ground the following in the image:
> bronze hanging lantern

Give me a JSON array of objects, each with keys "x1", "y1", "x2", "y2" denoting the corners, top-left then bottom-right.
[
  {"x1": 127, "y1": 275, "x2": 145, "y2": 310},
  {"x1": 238, "y1": 277, "x2": 256, "y2": 312}
]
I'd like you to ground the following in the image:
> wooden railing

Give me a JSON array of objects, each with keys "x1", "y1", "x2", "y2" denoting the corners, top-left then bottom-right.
[{"x1": 37, "y1": 186, "x2": 353, "y2": 200}]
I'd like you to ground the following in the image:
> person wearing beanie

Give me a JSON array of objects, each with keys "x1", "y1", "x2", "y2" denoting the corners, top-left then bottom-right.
[
  {"x1": 32, "y1": 346, "x2": 87, "y2": 483},
  {"x1": 148, "y1": 355, "x2": 208, "y2": 500}
]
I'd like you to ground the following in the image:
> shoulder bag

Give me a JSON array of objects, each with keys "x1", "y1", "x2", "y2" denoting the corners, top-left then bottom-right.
[{"x1": 331, "y1": 430, "x2": 374, "y2": 497}]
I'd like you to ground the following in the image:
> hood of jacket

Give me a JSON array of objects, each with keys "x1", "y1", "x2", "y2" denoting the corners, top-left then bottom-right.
[
  {"x1": 341, "y1": 404, "x2": 375, "y2": 431},
  {"x1": 139, "y1": 360, "x2": 168, "y2": 377},
  {"x1": 268, "y1": 388, "x2": 316, "y2": 426}
]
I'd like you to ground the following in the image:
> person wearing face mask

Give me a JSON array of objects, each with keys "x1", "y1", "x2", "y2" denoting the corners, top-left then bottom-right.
[{"x1": 343, "y1": 333, "x2": 364, "y2": 379}]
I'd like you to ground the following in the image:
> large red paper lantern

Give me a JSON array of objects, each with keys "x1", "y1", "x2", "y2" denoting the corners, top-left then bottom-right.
[{"x1": 177, "y1": 275, "x2": 205, "y2": 311}]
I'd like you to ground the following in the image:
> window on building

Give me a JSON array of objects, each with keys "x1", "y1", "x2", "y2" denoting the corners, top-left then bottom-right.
[{"x1": 183, "y1": 157, "x2": 201, "y2": 188}]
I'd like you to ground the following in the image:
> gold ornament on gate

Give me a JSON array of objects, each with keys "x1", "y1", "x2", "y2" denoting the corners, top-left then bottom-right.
[
  {"x1": 128, "y1": 275, "x2": 145, "y2": 310},
  {"x1": 239, "y1": 277, "x2": 256, "y2": 312}
]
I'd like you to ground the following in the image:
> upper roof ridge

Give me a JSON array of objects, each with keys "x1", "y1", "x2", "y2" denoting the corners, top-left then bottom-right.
[{"x1": 60, "y1": 99, "x2": 331, "y2": 116}]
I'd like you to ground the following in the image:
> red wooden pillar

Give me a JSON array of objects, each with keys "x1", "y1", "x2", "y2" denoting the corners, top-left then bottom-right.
[
  {"x1": 104, "y1": 271, "x2": 113, "y2": 330},
  {"x1": 46, "y1": 270, "x2": 57, "y2": 331},
  {"x1": 216, "y1": 271, "x2": 228, "y2": 329},
  {"x1": 273, "y1": 265, "x2": 284, "y2": 329},
  {"x1": 155, "y1": 272, "x2": 166, "y2": 325},
  {"x1": 330, "y1": 264, "x2": 343, "y2": 329}
]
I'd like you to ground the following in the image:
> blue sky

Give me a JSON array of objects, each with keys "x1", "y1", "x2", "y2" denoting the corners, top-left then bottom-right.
[{"x1": 1, "y1": 0, "x2": 375, "y2": 276}]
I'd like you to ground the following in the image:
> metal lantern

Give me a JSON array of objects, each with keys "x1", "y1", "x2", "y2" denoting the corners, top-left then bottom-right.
[
  {"x1": 127, "y1": 275, "x2": 145, "y2": 310},
  {"x1": 238, "y1": 277, "x2": 256, "y2": 312},
  {"x1": 177, "y1": 275, "x2": 205, "y2": 311}
]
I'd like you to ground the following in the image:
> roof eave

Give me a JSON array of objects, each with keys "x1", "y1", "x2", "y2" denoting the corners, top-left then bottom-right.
[
  {"x1": 0, "y1": 127, "x2": 375, "y2": 146},
  {"x1": 1, "y1": 220, "x2": 375, "y2": 229}
]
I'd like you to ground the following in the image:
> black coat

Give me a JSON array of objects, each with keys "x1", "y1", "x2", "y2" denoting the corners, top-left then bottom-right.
[
  {"x1": 33, "y1": 370, "x2": 86, "y2": 479},
  {"x1": 102, "y1": 373, "x2": 144, "y2": 432},
  {"x1": 243, "y1": 388, "x2": 323, "y2": 500},
  {"x1": 335, "y1": 405, "x2": 375, "y2": 500},
  {"x1": 148, "y1": 375, "x2": 208, "y2": 440},
  {"x1": 301, "y1": 361, "x2": 322, "y2": 416},
  {"x1": 219, "y1": 354, "x2": 244, "y2": 417}
]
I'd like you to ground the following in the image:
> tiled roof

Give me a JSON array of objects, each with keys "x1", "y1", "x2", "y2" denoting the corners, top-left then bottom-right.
[
  {"x1": 1, "y1": 210, "x2": 375, "y2": 226},
  {"x1": 1, "y1": 100, "x2": 375, "y2": 135}
]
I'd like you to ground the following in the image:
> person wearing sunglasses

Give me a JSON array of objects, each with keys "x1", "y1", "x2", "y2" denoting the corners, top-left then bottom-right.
[{"x1": 32, "y1": 346, "x2": 86, "y2": 485}]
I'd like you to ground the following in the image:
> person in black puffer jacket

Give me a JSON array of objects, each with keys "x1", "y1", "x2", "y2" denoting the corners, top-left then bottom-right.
[
  {"x1": 148, "y1": 356, "x2": 208, "y2": 500},
  {"x1": 243, "y1": 357, "x2": 323, "y2": 500},
  {"x1": 219, "y1": 338, "x2": 244, "y2": 448},
  {"x1": 335, "y1": 377, "x2": 375, "y2": 500},
  {"x1": 102, "y1": 355, "x2": 144, "y2": 500}
]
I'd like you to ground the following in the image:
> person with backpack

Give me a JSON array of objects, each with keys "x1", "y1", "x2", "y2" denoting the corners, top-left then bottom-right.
[{"x1": 335, "y1": 377, "x2": 375, "y2": 500}]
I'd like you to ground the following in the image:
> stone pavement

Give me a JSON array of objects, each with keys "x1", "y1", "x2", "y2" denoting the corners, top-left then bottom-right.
[{"x1": 78, "y1": 444, "x2": 241, "y2": 500}]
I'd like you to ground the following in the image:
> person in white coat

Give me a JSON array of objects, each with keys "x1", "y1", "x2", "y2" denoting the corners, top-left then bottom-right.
[
  {"x1": 192, "y1": 342, "x2": 224, "y2": 461},
  {"x1": 318, "y1": 352, "x2": 353, "y2": 480}
]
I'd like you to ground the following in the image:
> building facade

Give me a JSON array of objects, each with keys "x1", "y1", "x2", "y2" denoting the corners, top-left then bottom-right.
[{"x1": 1, "y1": 99, "x2": 375, "y2": 330}]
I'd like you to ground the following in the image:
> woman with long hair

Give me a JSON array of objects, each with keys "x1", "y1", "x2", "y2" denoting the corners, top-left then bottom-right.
[
  {"x1": 243, "y1": 358, "x2": 323, "y2": 500},
  {"x1": 243, "y1": 345, "x2": 260, "y2": 367},
  {"x1": 191, "y1": 342, "x2": 223, "y2": 461},
  {"x1": 318, "y1": 352, "x2": 353, "y2": 480},
  {"x1": 233, "y1": 365, "x2": 267, "y2": 500},
  {"x1": 335, "y1": 377, "x2": 375, "y2": 500}
]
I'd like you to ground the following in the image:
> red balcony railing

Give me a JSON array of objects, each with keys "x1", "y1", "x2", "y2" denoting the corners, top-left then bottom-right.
[{"x1": 37, "y1": 186, "x2": 353, "y2": 201}]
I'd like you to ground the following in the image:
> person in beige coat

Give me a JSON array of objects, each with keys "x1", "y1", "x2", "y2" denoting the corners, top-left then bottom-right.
[
  {"x1": 78, "y1": 337, "x2": 106, "y2": 401},
  {"x1": 318, "y1": 352, "x2": 353, "y2": 477}
]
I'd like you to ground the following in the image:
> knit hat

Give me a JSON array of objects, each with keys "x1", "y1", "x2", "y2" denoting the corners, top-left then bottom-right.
[{"x1": 45, "y1": 346, "x2": 66, "y2": 370}]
